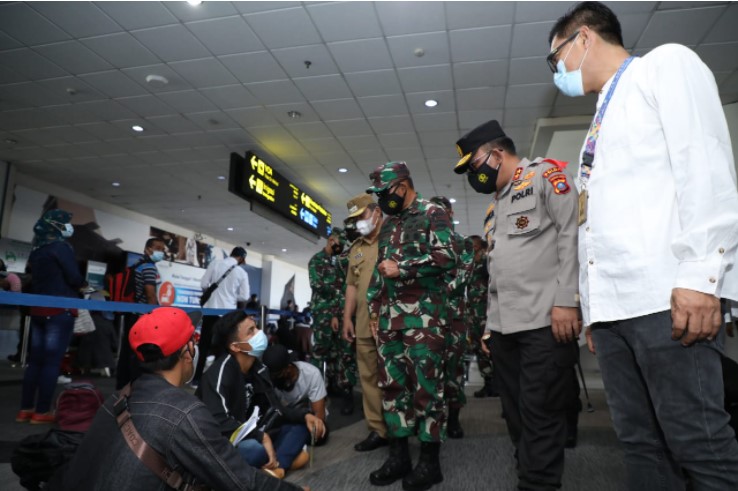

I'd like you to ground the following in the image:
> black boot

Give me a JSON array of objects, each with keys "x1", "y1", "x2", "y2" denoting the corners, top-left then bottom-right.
[
  {"x1": 369, "y1": 437, "x2": 412, "y2": 486},
  {"x1": 340, "y1": 387, "x2": 355, "y2": 415},
  {"x1": 447, "y1": 407, "x2": 464, "y2": 439},
  {"x1": 402, "y1": 442, "x2": 443, "y2": 491}
]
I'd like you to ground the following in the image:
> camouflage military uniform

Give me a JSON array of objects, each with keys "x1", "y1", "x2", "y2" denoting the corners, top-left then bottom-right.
[
  {"x1": 367, "y1": 192, "x2": 456, "y2": 443},
  {"x1": 308, "y1": 247, "x2": 343, "y2": 385},
  {"x1": 465, "y1": 253, "x2": 493, "y2": 378},
  {"x1": 335, "y1": 248, "x2": 357, "y2": 389},
  {"x1": 444, "y1": 232, "x2": 474, "y2": 410}
]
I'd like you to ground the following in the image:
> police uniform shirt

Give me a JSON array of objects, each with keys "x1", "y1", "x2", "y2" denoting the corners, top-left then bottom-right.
[
  {"x1": 346, "y1": 234, "x2": 379, "y2": 338},
  {"x1": 485, "y1": 157, "x2": 579, "y2": 334}
]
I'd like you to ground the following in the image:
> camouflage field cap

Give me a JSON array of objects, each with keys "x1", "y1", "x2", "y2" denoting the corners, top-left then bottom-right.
[
  {"x1": 346, "y1": 193, "x2": 375, "y2": 218},
  {"x1": 366, "y1": 161, "x2": 410, "y2": 194},
  {"x1": 454, "y1": 120, "x2": 506, "y2": 174},
  {"x1": 430, "y1": 196, "x2": 452, "y2": 212}
]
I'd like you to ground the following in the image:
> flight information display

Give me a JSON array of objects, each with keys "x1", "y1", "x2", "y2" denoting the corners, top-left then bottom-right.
[{"x1": 229, "y1": 151, "x2": 332, "y2": 238}]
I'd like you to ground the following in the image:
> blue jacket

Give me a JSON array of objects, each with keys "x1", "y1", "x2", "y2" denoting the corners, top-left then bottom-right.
[
  {"x1": 28, "y1": 241, "x2": 83, "y2": 298},
  {"x1": 59, "y1": 373, "x2": 300, "y2": 491}
]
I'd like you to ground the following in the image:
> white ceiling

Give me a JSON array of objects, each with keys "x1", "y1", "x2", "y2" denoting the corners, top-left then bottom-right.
[{"x1": 1, "y1": 1, "x2": 737, "y2": 268}]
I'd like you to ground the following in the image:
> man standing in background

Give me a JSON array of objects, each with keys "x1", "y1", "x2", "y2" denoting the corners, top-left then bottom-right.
[
  {"x1": 194, "y1": 246, "x2": 250, "y2": 386},
  {"x1": 548, "y1": 2, "x2": 738, "y2": 488},
  {"x1": 430, "y1": 196, "x2": 474, "y2": 439},
  {"x1": 115, "y1": 237, "x2": 166, "y2": 390},
  {"x1": 342, "y1": 193, "x2": 388, "y2": 452}
]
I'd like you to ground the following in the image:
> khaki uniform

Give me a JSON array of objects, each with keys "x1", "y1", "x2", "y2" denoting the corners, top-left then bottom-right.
[
  {"x1": 482, "y1": 156, "x2": 580, "y2": 489},
  {"x1": 485, "y1": 157, "x2": 579, "y2": 333},
  {"x1": 346, "y1": 235, "x2": 386, "y2": 438}
]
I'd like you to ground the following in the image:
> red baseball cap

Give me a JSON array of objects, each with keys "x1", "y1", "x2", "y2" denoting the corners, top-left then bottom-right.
[{"x1": 129, "y1": 307, "x2": 201, "y2": 362}]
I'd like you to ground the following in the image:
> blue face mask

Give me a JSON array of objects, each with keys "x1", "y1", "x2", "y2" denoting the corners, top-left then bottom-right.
[
  {"x1": 553, "y1": 40, "x2": 589, "y2": 97},
  {"x1": 244, "y1": 330, "x2": 268, "y2": 359},
  {"x1": 150, "y1": 251, "x2": 165, "y2": 262}
]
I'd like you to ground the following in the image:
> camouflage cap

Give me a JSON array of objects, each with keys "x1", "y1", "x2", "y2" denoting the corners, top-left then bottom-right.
[
  {"x1": 366, "y1": 161, "x2": 410, "y2": 194},
  {"x1": 430, "y1": 196, "x2": 452, "y2": 212},
  {"x1": 346, "y1": 193, "x2": 375, "y2": 218},
  {"x1": 454, "y1": 119, "x2": 506, "y2": 174}
]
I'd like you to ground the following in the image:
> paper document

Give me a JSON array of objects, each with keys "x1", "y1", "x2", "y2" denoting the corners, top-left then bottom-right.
[{"x1": 229, "y1": 407, "x2": 260, "y2": 446}]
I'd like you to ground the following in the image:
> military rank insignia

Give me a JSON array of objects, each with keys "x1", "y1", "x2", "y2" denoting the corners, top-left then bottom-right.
[
  {"x1": 512, "y1": 167, "x2": 523, "y2": 181},
  {"x1": 515, "y1": 216, "x2": 529, "y2": 229},
  {"x1": 548, "y1": 174, "x2": 571, "y2": 195}
]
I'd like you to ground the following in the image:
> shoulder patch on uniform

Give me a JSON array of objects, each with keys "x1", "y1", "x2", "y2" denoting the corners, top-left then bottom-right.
[
  {"x1": 548, "y1": 174, "x2": 571, "y2": 195},
  {"x1": 542, "y1": 167, "x2": 562, "y2": 179},
  {"x1": 512, "y1": 167, "x2": 523, "y2": 181}
]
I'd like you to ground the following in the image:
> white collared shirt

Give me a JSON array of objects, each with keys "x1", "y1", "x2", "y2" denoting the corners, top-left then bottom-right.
[
  {"x1": 578, "y1": 44, "x2": 738, "y2": 326},
  {"x1": 200, "y1": 257, "x2": 250, "y2": 310}
]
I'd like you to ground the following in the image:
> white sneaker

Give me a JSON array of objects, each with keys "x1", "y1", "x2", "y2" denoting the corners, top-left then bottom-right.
[{"x1": 57, "y1": 375, "x2": 72, "y2": 384}]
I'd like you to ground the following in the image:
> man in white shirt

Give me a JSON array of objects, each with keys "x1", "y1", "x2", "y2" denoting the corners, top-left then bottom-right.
[
  {"x1": 548, "y1": 2, "x2": 738, "y2": 489},
  {"x1": 193, "y1": 246, "x2": 251, "y2": 385}
]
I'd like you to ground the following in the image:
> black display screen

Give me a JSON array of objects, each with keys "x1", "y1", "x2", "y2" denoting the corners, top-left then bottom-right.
[{"x1": 228, "y1": 151, "x2": 332, "y2": 238}]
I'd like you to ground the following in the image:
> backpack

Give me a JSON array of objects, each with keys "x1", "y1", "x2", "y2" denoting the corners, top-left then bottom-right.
[
  {"x1": 11, "y1": 429, "x2": 84, "y2": 491},
  {"x1": 106, "y1": 264, "x2": 137, "y2": 303},
  {"x1": 55, "y1": 382, "x2": 105, "y2": 433}
]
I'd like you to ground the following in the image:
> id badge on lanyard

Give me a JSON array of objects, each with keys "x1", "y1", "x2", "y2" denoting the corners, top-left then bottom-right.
[{"x1": 578, "y1": 56, "x2": 634, "y2": 226}]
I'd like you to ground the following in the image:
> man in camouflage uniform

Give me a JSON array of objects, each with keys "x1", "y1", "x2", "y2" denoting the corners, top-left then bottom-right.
[
  {"x1": 335, "y1": 230, "x2": 358, "y2": 415},
  {"x1": 466, "y1": 235, "x2": 497, "y2": 398},
  {"x1": 454, "y1": 119, "x2": 580, "y2": 490},
  {"x1": 430, "y1": 196, "x2": 474, "y2": 439},
  {"x1": 366, "y1": 162, "x2": 456, "y2": 491},
  {"x1": 308, "y1": 229, "x2": 346, "y2": 395}
]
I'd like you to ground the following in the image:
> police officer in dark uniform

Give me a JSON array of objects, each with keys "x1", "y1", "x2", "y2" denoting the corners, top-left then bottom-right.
[{"x1": 454, "y1": 120, "x2": 580, "y2": 490}]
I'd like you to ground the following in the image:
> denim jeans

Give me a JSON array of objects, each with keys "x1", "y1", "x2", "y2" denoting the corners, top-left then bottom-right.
[
  {"x1": 592, "y1": 310, "x2": 738, "y2": 490},
  {"x1": 237, "y1": 424, "x2": 309, "y2": 469},
  {"x1": 21, "y1": 312, "x2": 75, "y2": 413}
]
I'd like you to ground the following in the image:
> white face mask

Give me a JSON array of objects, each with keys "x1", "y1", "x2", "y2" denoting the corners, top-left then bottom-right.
[
  {"x1": 356, "y1": 211, "x2": 378, "y2": 236},
  {"x1": 61, "y1": 223, "x2": 74, "y2": 238}
]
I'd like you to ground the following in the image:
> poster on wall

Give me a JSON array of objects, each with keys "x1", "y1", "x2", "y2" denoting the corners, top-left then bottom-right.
[
  {"x1": 86, "y1": 260, "x2": 107, "y2": 291},
  {"x1": 0, "y1": 238, "x2": 32, "y2": 273},
  {"x1": 149, "y1": 226, "x2": 224, "y2": 269}
]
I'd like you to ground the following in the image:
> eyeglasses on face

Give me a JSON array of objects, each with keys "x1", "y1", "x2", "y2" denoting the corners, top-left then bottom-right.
[{"x1": 546, "y1": 30, "x2": 580, "y2": 73}]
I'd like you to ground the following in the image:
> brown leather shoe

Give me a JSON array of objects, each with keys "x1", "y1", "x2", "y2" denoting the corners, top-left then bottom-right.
[{"x1": 263, "y1": 468, "x2": 285, "y2": 479}]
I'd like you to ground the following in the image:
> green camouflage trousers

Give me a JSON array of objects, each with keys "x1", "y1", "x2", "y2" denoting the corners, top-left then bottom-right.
[
  {"x1": 444, "y1": 318, "x2": 468, "y2": 409},
  {"x1": 310, "y1": 313, "x2": 357, "y2": 389},
  {"x1": 467, "y1": 313, "x2": 493, "y2": 378},
  {"x1": 377, "y1": 327, "x2": 446, "y2": 442}
]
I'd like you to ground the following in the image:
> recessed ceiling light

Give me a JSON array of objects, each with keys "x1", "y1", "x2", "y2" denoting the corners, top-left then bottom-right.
[
  {"x1": 424, "y1": 99, "x2": 438, "y2": 108},
  {"x1": 227, "y1": 227, "x2": 234, "y2": 231},
  {"x1": 187, "y1": 0, "x2": 202, "y2": 6},
  {"x1": 112, "y1": 182, "x2": 120, "y2": 187},
  {"x1": 281, "y1": 248, "x2": 287, "y2": 252},
  {"x1": 144, "y1": 74, "x2": 168, "y2": 87},
  {"x1": 131, "y1": 125, "x2": 144, "y2": 132},
  {"x1": 287, "y1": 110, "x2": 302, "y2": 119},
  {"x1": 338, "y1": 167, "x2": 348, "y2": 173},
  {"x1": 449, "y1": 198, "x2": 456, "y2": 203},
  {"x1": 217, "y1": 175, "x2": 226, "y2": 180},
  {"x1": 453, "y1": 220, "x2": 460, "y2": 225}
]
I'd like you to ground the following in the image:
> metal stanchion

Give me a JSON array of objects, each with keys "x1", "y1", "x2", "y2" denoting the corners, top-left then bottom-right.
[
  {"x1": 19, "y1": 315, "x2": 31, "y2": 368},
  {"x1": 115, "y1": 314, "x2": 126, "y2": 362},
  {"x1": 259, "y1": 305, "x2": 266, "y2": 331}
]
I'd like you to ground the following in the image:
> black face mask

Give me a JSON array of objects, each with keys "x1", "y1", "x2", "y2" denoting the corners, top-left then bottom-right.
[
  {"x1": 274, "y1": 377, "x2": 296, "y2": 392},
  {"x1": 378, "y1": 186, "x2": 405, "y2": 216},
  {"x1": 331, "y1": 243, "x2": 343, "y2": 255},
  {"x1": 467, "y1": 160, "x2": 500, "y2": 195}
]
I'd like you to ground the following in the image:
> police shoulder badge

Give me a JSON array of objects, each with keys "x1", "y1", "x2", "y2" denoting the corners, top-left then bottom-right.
[
  {"x1": 542, "y1": 167, "x2": 561, "y2": 179},
  {"x1": 548, "y1": 174, "x2": 571, "y2": 195}
]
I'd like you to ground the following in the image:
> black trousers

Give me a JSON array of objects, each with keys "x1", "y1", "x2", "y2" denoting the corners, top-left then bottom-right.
[
  {"x1": 193, "y1": 315, "x2": 219, "y2": 383},
  {"x1": 490, "y1": 327, "x2": 579, "y2": 491},
  {"x1": 115, "y1": 313, "x2": 141, "y2": 390}
]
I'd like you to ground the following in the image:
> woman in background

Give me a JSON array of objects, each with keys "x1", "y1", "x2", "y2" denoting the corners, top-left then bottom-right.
[{"x1": 16, "y1": 209, "x2": 83, "y2": 424}]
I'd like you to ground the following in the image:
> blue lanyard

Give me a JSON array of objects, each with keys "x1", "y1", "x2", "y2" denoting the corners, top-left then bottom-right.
[{"x1": 580, "y1": 56, "x2": 635, "y2": 182}]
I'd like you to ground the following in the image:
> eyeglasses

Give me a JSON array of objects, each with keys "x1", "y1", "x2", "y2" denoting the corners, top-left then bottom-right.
[
  {"x1": 467, "y1": 151, "x2": 492, "y2": 175},
  {"x1": 546, "y1": 30, "x2": 580, "y2": 73}
]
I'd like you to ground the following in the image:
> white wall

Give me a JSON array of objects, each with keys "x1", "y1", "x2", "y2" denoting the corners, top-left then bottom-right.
[{"x1": 262, "y1": 256, "x2": 310, "y2": 311}]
